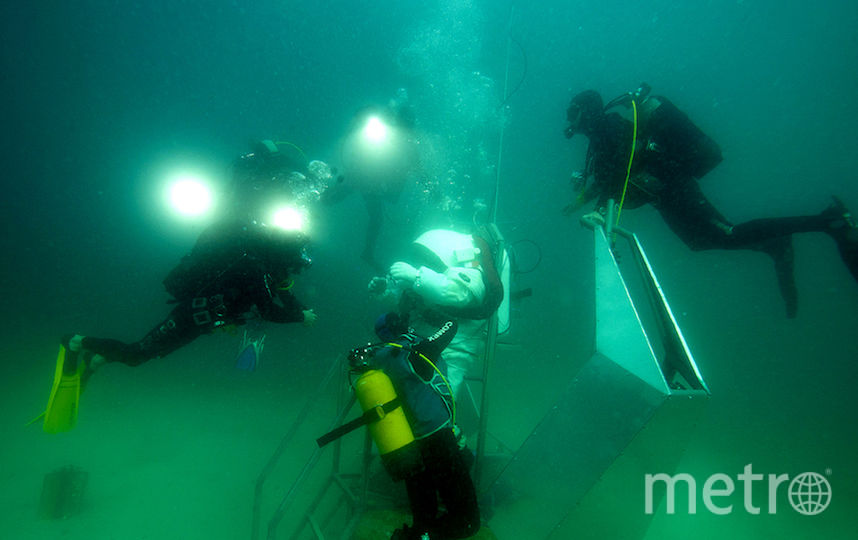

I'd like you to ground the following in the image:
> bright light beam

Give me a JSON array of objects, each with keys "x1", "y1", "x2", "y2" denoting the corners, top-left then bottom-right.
[
  {"x1": 272, "y1": 206, "x2": 307, "y2": 232},
  {"x1": 362, "y1": 116, "x2": 389, "y2": 143},
  {"x1": 167, "y1": 176, "x2": 213, "y2": 217}
]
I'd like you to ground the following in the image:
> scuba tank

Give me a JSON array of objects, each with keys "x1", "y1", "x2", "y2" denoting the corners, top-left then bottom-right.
[
  {"x1": 605, "y1": 82, "x2": 723, "y2": 181},
  {"x1": 349, "y1": 347, "x2": 423, "y2": 480},
  {"x1": 317, "y1": 330, "x2": 457, "y2": 480},
  {"x1": 353, "y1": 369, "x2": 415, "y2": 456}
]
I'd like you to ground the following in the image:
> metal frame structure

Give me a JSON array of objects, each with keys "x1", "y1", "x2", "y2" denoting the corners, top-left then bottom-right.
[
  {"x1": 251, "y1": 225, "x2": 512, "y2": 539},
  {"x1": 486, "y1": 202, "x2": 710, "y2": 539}
]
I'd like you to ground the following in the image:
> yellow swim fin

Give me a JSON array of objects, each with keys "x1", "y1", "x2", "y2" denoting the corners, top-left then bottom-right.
[{"x1": 41, "y1": 346, "x2": 84, "y2": 433}]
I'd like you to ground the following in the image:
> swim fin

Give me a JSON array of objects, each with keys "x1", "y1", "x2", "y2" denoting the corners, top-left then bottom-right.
[
  {"x1": 824, "y1": 197, "x2": 858, "y2": 283},
  {"x1": 758, "y1": 236, "x2": 798, "y2": 318},
  {"x1": 41, "y1": 346, "x2": 85, "y2": 433},
  {"x1": 234, "y1": 331, "x2": 265, "y2": 372}
]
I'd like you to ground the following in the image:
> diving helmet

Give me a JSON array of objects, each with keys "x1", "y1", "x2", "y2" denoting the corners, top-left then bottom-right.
[{"x1": 413, "y1": 229, "x2": 479, "y2": 271}]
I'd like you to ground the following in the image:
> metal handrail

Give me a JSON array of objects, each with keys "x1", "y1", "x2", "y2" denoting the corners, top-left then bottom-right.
[{"x1": 251, "y1": 355, "x2": 343, "y2": 540}]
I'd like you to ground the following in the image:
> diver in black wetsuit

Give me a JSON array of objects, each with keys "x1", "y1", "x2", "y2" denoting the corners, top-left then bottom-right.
[
  {"x1": 353, "y1": 314, "x2": 480, "y2": 540},
  {"x1": 63, "y1": 220, "x2": 317, "y2": 371},
  {"x1": 563, "y1": 85, "x2": 858, "y2": 318}
]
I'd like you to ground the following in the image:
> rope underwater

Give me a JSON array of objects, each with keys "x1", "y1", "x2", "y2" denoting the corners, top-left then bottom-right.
[{"x1": 490, "y1": 5, "x2": 518, "y2": 225}]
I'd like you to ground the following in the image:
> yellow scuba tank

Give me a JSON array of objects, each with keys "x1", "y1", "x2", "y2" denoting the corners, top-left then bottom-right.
[{"x1": 353, "y1": 369, "x2": 414, "y2": 455}]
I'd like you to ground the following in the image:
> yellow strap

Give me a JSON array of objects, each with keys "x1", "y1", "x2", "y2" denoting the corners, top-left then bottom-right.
[{"x1": 615, "y1": 99, "x2": 638, "y2": 226}]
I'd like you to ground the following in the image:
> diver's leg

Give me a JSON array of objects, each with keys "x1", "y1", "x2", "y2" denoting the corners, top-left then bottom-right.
[
  {"x1": 654, "y1": 181, "x2": 799, "y2": 317},
  {"x1": 729, "y1": 199, "x2": 858, "y2": 288},
  {"x1": 729, "y1": 215, "x2": 829, "y2": 245},
  {"x1": 727, "y1": 196, "x2": 854, "y2": 246},
  {"x1": 403, "y1": 467, "x2": 440, "y2": 536},
  {"x1": 441, "y1": 356, "x2": 467, "y2": 402},
  {"x1": 80, "y1": 304, "x2": 203, "y2": 367},
  {"x1": 441, "y1": 329, "x2": 484, "y2": 401},
  {"x1": 427, "y1": 430, "x2": 481, "y2": 539},
  {"x1": 654, "y1": 180, "x2": 736, "y2": 251},
  {"x1": 361, "y1": 193, "x2": 386, "y2": 273},
  {"x1": 78, "y1": 337, "x2": 149, "y2": 367}
]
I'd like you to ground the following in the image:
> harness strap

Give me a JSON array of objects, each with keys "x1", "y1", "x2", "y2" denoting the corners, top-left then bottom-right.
[{"x1": 315, "y1": 397, "x2": 401, "y2": 448}]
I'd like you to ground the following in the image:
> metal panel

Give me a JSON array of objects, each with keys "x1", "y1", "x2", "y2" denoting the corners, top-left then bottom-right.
[
  {"x1": 487, "y1": 221, "x2": 709, "y2": 539},
  {"x1": 486, "y1": 352, "x2": 668, "y2": 539},
  {"x1": 547, "y1": 390, "x2": 709, "y2": 540},
  {"x1": 593, "y1": 228, "x2": 670, "y2": 394}
]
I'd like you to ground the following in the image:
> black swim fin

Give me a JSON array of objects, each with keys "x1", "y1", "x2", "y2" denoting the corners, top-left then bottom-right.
[{"x1": 759, "y1": 236, "x2": 798, "y2": 318}]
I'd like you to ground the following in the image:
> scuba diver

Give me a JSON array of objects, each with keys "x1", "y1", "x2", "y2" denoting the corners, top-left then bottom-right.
[
  {"x1": 347, "y1": 315, "x2": 480, "y2": 540},
  {"x1": 563, "y1": 84, "x2": 858, "y2": 318},
  {"x1": 39, "y1": 220, "x2": 316, "y2": 432},
  {"x1": 322, "y1": 90, "x2": 422, "y2": 273},
  {"x1": 368, "y1": 229, "x2": 504, "y2": 400},
  {"x1": 228, "y1": 138, "x2": 336, "y2": 224}
]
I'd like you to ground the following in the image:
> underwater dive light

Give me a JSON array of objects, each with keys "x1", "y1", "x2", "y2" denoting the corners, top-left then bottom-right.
[
  {"x1": 271, "y1": 205, "x2": 308, "y2": 232},
  {"x1": 362, "y1": 116, "x2": 390, "y2": 144},
  {"x1": 166, "y1": 174, "x2": 213, "y2": 218}
]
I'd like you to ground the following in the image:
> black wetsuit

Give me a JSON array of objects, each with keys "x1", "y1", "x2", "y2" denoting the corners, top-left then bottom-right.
[
  {"x1": 580, "y1": 96, "x2": 839, "y2": 317},
  {"x1": 80, "y1": 221, "x2": 308, "y2": 366},
  {"x1": 369, "y1": 322, "x2": 480, "y2": 540}
]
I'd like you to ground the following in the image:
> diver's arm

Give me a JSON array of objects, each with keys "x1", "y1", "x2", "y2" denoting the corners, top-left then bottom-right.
[
  {"x1": 590, "y1": 113, "x2": 636, "y2": 210},
  {"x1": 396, "y1": 264, "x2": 485, "y2": 308},
  {"x1": 263, "y1": 289, "x2": 308, "y2": 323},
  {"x1": 412, "y1": 320, "x2": 458, "y2": 363},
  {"x1": 252, "y1": 272, "x2": 307, "y2": 323}
]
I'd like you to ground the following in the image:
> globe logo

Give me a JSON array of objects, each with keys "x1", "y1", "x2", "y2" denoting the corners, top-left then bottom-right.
[{"x1": 788, "y1": 472, "x2": 832, "y2": 515}]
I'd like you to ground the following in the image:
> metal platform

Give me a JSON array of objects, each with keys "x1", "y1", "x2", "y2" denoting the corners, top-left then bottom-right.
[{"x1": 486, "y1": 211, "x2": 710, "y2": 539}]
